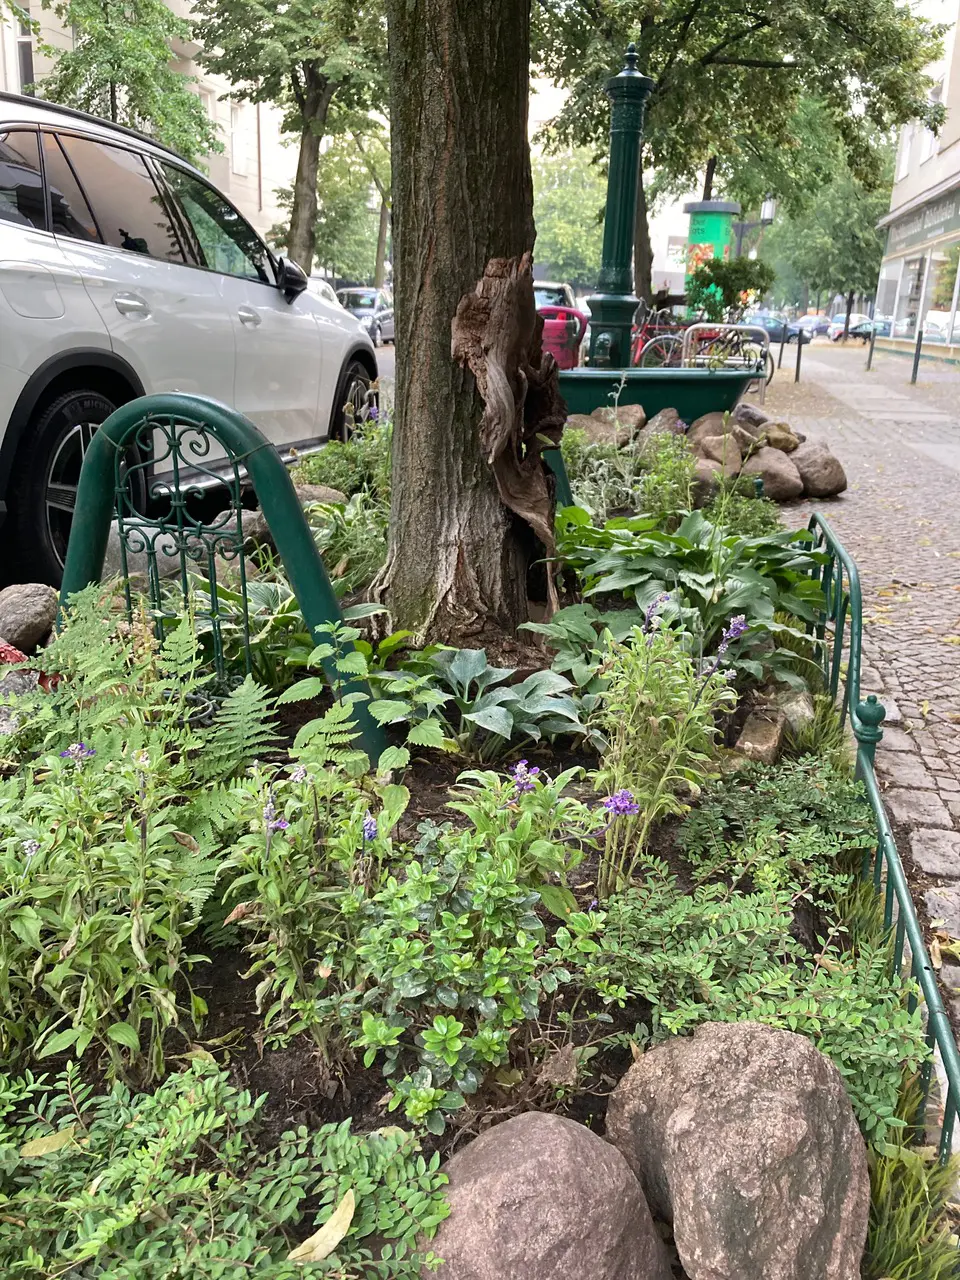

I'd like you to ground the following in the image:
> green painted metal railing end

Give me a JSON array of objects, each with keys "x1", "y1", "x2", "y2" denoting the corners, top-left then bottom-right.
[{"x1": 59, "y1": 392, "x2": 387, "y2": 763}]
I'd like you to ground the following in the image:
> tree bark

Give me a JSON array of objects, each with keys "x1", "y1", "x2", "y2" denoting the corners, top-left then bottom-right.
[
  {"x1": 374, "y1": 199, "x2": 389, "y2": 288},
  {"x1": 378, "y1": 0, "x2": 552, "y2": 645},
  {"x1": 287, "y1": 71, "x2": 335, "y2": 274},
  {"x1": 702, "y1": 155, "x2": 717, "y2": 202},
  {"x1": 634, "y1": 154, "x2": 654, "y2": 303},
  {"x1": 843, "y1": 288, "x2": 854, "y2": 341}
]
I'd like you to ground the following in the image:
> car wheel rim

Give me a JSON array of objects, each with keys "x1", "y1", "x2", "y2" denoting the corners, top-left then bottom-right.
[
  {"x1": 347, "y1": 373, "x2": 370, "y2": 417},
  {"x1": 44, "y1": 420, "x2": 98, "y2": 568}
]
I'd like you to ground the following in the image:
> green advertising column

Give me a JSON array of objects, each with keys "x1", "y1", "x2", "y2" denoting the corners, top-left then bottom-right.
[
  {"x1": 683, "y1": 199, "x2": 741, "y2": 286},
  {"x1": 586, "y1": 44, "x2": 654, "y2": 368}
]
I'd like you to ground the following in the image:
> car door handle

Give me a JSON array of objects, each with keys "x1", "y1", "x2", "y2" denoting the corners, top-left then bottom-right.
[
  {"x1": 238, "y1": 306, "x2": 261, "y2": 327},
  {"x1": 114, "y1": 292, "x2": 149, "y2": 317}
]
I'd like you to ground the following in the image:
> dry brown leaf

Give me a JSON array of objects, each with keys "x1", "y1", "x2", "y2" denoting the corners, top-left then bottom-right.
[
  {"x1": 287, "y1": 1190, "x2": 356, "y2": 1263},
  {"x1": 20, "y1": 1126, "x2": 75, "y2": 1157}
]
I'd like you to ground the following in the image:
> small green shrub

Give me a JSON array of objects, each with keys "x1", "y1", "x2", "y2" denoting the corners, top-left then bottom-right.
[
  {"x1": 864, "y1": 1140, "x2": 960, "y2": 1279},
  {"x1": 0, "y1": 1059, "x2": 447, "y2": 1278},
  {"x1": 308, "y1": 493, "x2": 390, "y2": 595},
  {"x1": 291, "y1": 417, "x2": 391, "y2": 502},
  {"x1": 636, "y1": 431, "x2": 695, "y2": 524},
  {"x1": 703, "y1": 482, "x2": 782, "y2": 538}
]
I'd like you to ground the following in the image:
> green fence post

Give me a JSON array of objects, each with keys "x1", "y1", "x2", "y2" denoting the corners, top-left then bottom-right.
[
  {"x1": 60, "y1": 393, "x2": 387, "y2": 762},
  {"x1": 854, "y1": 693, "x2": 886, "y2": 773},
  {"x1": 586, "y1": 45, "x2": 654, "y2": 369}
]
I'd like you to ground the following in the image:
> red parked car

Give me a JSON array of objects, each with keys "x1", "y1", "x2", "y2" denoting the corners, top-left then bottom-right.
[{"x1": 536, "y1": 282, "x2": 589, "y2": 370}]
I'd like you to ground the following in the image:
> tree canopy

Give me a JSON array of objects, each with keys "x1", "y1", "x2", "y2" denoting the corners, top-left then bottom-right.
[
  {"x1": 532, "y1": 146, "x2": 606, "y2": 288},
  {"x1": 22, "y1": 0, "x2": 219, "y2": 162},
  {"x1": 191, "y1": 0, "x2": 385, "y2": 270}
]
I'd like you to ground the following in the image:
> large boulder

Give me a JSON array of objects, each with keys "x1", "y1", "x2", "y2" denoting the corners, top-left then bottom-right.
[
  {"x1": 730, "y1": 402, "x2": 770, "y2": 433},
  {"x1": 644, "y1": 407, "x2": 683, "y2": 437},
  {"x1": 429, "y1": 1111, "x2": 670, "y2": 1280},
  {"x1": 791, "y1": 440, "x2": 848, "y2": 498},
  {"x1": 692, "y1": 459, "x2": 722, "y2": 507},
  {"x1": 741, "y1": 447, "x2": 804, "y2": 501},
  {"x1": 731, "y1": 424, "x2": 760, "y2": 457},
  {"x1": 592, "y1": 403, "x2": 647, "y2": 431},
  {"x1": 759, "y1": 421, "x2": 800, "y2": 453},
  {"x1": 697, "y1": 434, "x2": 742, "y2": 477},
  {"x1": 0, "y1": 584, "x2": 58, "y2": 651},
  {"x1": 605, "y1": 1022, "x2": 870, "y2": 1280},
  {"x1": 566, "y1": 413, "x2": 632, "y2": 448}
]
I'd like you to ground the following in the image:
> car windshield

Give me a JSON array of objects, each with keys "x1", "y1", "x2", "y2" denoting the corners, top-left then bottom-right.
[
  {"x1": 535, "y1": 287, "x2": 567, "y2": 308},
  {"x1": 340, "y1": 291, "x2": 376, "y2": 310}
]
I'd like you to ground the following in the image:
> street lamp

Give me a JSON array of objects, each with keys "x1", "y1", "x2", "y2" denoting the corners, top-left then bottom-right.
[{"x1": 733, "y1": 197, "x2": 777, "y2": 258}]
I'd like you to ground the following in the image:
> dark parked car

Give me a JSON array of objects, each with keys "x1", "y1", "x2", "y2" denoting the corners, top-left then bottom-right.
[
  {"x1": 848, "y1": 318, "x2": 891, "y2": 341},
  {"x1": 745, "y1": 313, "x2": 812, "y2": 344},
  {"x1": 336, "y1": 288, "x2": 395, "y2": 346},
  {"x1": 794, "y1": 314, "x2": 831, "y2": 338}
]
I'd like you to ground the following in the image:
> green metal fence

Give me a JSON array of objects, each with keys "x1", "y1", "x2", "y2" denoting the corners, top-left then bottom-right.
[{"x1": 808, "y1": 513, "x2": 960, "y2": 1161}]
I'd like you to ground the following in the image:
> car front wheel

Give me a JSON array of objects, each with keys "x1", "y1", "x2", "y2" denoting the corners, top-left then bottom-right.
[
  {"x1": 332, "y1": 358, "x2": 375, "y2": 439},
  {"x1": 12, "y1": 388, "x2": 119, "y2": 585}
]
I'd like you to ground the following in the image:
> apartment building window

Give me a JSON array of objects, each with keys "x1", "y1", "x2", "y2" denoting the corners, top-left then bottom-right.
[
  {"x1": 230, "y1": 103, "x2": 247, "y2": 176},
  {"x1": 16, "y1": 2, "x2": 35, "y2": 94},
  {"x1": 895, "y1": 124, "x2": 913, "y2": 181},
  {"x1": 198, "y1": 89, "x2": 214, "y2": 120}
]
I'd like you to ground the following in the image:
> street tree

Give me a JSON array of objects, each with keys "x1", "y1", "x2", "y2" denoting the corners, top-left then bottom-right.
[
  {"x1": 761, "y1": 164, "x2": 890, "y2": 333},
  {"x1": 532, "y1": 146, "x2": 606, "y2": 288},
  {"x1": 191, "y1": 0, "x2": 384, "y2": 272},
  {"x1": 534, "y1": 0, "x2": 944, "y2": 298},
  {"x1": 379, "y1": 0, "x2": 563, "y2": 643},
  {"x1": 20, "y1": 0, "x2": 218, "y2": 161}
]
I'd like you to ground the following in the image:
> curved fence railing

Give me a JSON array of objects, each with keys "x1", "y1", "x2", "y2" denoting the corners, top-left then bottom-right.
[{"x1": 808, "y1": 513, "x2": 960, "y2": 1161}]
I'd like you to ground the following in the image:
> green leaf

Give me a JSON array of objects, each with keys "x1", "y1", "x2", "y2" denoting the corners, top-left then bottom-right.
[
  {"x1": 462, "y1": 704, "x2": 514, "y2": 738},
  {"x1": 369, "y1": 699, "x2": 412, "y2": 725},
  {"x1": 106, "y1": 1023, "x2": 141, "y2": 1052},
  {"x1": 538, "y1": 884, "x2": 578, "y2": 920},
  {"x1": 377, "y1": 745, "x2": 411, "y2": 773},
  {"x1": 37, "y1": 1027, "x2": 80, "y2": 1058},
  {"x1": 407, "y1": 719, "x2": 447, "y2": 748}
]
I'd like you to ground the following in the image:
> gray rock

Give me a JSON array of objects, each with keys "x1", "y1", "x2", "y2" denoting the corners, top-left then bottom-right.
[
  {"x1": 605, "y1": 1021, "x2": 870, "y2": 1280},
  {"x1": 874, "y1": 725, "x2": 916, "y2": 753},
  {"x1": 0, "y1": 668, "x2": 39, "y2": 736},
  {"x1": 759, "y1": 421, "x2": 800, "y2": 453},
  {"x1": 776, "y1": 689, "x2": 815, "y2": 736},
  {"x1": 741, "y1": 447, "x2": 804, "y2": 502},
  {"x1": 295, "y1": 483, "x2": 349, "y2": 507},
  {"x1": 688, "y1": 410, "x2": 730, "y2": 438},
  {"x1": 242, "y1": 484, "x2": 348, "y2": 550},
  {"x1": 735, "y1": 710, "x2": 786, "y2": 764},
  {"x1": 731, "y1": 424, "x2": 760, "y2": 457},
  {"x1": 697, "y1": 433, "x2": 742, "y2": 476},
  {"x1": 791, "y1": 441, "x2": 848, "y2": 498},
  {"x1": 566, "y1": 413, "x2": 632, "y2": 448},
  {"x1": 692, "y1": 458, "x2": 722, "y2": 507},
  {"x1": 730, "y1": 402, "x2": 769, "y2": 432},
  {"x1": 910, "y1": 829, "x2": 960, "y2": 879},
  {"x1": 430, "y1": 1111, "x2": 670, "y2": 1280},
  {"x1": 645, "y1": 407, "x2": 683, "y2": 437},
  {"x1": 0, "y1": 584, "x2": 58, "y2": 651},
  {"x1": 591, "y1": 403, "x2": 646, "y2": 431}
]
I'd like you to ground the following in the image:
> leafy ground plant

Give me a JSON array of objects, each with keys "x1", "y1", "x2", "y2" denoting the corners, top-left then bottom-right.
[
  {"x1": 864, "y1": 1138, "x2": 960, "y2": 1279},
  {"x1": 0, "y1": 1059, "x2": 447, "y2": 1279}
]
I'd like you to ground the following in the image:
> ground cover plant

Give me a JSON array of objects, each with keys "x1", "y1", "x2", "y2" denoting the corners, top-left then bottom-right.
[{"x1": 0, "y1": 429, "x2": 949, "y2": 1274}]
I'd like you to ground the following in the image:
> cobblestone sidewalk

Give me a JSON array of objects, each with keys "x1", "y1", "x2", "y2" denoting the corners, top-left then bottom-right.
[{"x1": 763, "y1": 345, "x2": 960, "y2": 927}]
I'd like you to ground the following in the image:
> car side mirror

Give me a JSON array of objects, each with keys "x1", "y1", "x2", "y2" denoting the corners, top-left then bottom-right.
[{"x1": 277, "y1": 257, "x2": 308, "y2": 303}]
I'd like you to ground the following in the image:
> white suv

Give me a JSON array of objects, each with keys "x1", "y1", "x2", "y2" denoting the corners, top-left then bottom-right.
[{"x1": 0, "y1": 93, "x2": 377, "y2": 582}]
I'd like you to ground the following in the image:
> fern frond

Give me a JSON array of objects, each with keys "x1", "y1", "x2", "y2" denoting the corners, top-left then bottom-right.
[{"x1": 200, "y1": 676, "x2": 279, "y2": 781}]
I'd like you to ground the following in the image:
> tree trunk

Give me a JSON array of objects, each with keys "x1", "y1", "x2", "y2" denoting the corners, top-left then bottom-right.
[
  {"x1": 379, "y1": 0, "x2": 552, "y2": 644},
  {"x1": 843, "y1": 288, "x2": 854, "y2": 341},
  {"x1": 374, "y1": 199, "x2": 389, "y2": 288},
  {"x1": 800, "y1": 282, "x2": 809, "y2": 314},
  {"x1": 702, "y1": 155, "x2": 717, "y2": 202},
  {"x1": 634, "y1": 154, "x2": 653, "y2": 303},
  {"x1": 287, "y1": 72, "x2": 334, "y2": 274}
]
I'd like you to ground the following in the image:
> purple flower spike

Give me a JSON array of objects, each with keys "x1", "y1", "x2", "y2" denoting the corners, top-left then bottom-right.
[
  {"x1": 717, "y1": 614, "x2": 749, "y2": 656},
  {"x1": 509, "y1": 759, "x2": 540, "y2": 794},
  {"x1": 642, "y1": 592, "x2": 671, "y2": 633},
  {"x1": 362, "y1": 811, "x2": 378, "y2": 841},
  {"x1": 366, "y1": 405, "x2": 379, "y2": 422},
  {"x1": 263, "y1": 798, "x2": 289, "y2": 832},
  {"x1": 602, "y1": 789, "x2": 640, "y2": 817},
  {"x1": 60, "y1": 742, "x2": 95, "y2": 763},
  {"x1": 289, "y1": 764, "x2": 308, "y2": 783}
]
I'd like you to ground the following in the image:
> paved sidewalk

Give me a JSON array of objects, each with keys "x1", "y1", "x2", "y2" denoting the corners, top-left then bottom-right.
[{"x1": 763, "y1": 346, "x2": 960, "y2": 907}]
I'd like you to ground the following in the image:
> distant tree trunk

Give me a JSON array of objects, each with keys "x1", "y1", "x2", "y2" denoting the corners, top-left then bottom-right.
[
  {"x1": 287, "y1": 72, "x2": 335, "y2": 274},
  {"x1": 800, "y1": 283, "x2": 809, "y2": 313},
  {"x1": 378, "y1": 0, "x2": 561, "y2": 644},
  {"x1": 843, "y1": 288, "x2": 854, "y2": 340},
  {"x1": 374, "y1": 200, "x2": 389, "y2": 288},
  {"x1": 702, "y1": 155, "x2": 717, "y2": 202},
  {"x1": 634, "y1": 155, "x2": 653, "y2": 303}
]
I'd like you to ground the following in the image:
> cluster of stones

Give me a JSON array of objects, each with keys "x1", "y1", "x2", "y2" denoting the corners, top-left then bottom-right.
[
  {"x1": 566, "y1": 401, "x2": 848, "y2": 504},
  {"x1": 427, "y1": 1023, "x2": 869, "y2": 1279}
]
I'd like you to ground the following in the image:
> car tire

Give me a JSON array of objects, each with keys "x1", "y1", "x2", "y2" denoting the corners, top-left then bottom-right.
[
  {"x1": 11, "y1": 388, "x2": 121, "y2": 585},
  {"x1": 331, "y1": 359, "x2": 374, "y2": 439},
  {"x1": 371, "y1": 325, "x2": 383, "y2": 348}
]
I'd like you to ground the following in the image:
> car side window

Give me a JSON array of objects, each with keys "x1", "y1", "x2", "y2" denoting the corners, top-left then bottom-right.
[
  {"x1": 40, "y1": 133, "x2": 99, "y2": 242},
  {"x1": 0, "y1": 129, "x2": 44, "y2": 231},
  {"x1": 57, "y1": 134, "x2": 185, "y2": 262},
  {"x1": 160, "y1": 163, "x2": 272, "y2": 284}
]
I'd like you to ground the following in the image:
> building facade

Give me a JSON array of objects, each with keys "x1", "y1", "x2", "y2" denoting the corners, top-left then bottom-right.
[
  {"x1": 875, "y1": 0, "x2": 960, "y2": 354},
  {"x1": 0, "y1": 0, "x2": 297, "y2": 243}
]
